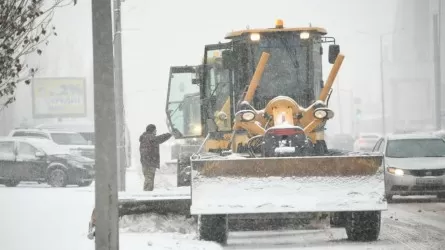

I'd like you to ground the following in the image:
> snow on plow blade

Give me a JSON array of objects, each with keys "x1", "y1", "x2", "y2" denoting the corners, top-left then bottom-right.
[{"x1": 190, "y1": 154, "x2": 386, "y2": 215}]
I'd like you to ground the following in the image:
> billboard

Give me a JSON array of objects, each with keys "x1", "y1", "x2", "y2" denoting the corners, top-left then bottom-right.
[{"x1": 32, "y1": 77, "x2": 87, "y2": 118}]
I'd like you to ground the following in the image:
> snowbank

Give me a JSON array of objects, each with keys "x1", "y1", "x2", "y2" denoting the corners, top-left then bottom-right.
[{"x1": 118, "y1": 214, "x2": 223, "y2": 250}]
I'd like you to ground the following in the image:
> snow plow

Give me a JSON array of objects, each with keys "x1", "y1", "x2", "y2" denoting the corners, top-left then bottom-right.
[
  {"x1": 88, "y1": 19, "x2": 386, "y2": 244},
  {"x1": 183, "y1": 20, "x2": 386, "y2": 244}
]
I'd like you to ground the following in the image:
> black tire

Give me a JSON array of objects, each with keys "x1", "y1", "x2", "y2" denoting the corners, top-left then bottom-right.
[
  {"x1": 437, "y1": 193, "x2": 445, "y2": 199},
  {"x1": 199, "y1": 215, "x2": 228, "y2": 245},
  {"x1": 345, "y1": 211, "x2": 381, "y2": 241},
  {"x1": 48, "y1": 168, "x2": 68, "y2": 187},
  {"x1": 4, "y1": 179, "x2": 20, "y2": 187},
  {"x1": 78, "y1": 180, "x2": 93, "y2": 187}
]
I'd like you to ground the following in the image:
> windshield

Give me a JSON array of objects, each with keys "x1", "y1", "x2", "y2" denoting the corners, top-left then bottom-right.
[
  {"x1": 250, "y1": 32, "x2": 319, "y2": 108},
  {"x1": 386, "y1": 138, "x2": 445, "y2": 158},
  {"x1": 50, "y1": 132, "x2": 88, "y2": 145}
]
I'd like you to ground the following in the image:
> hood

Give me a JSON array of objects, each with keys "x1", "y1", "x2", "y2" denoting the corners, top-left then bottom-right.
[
  {"x1": 52, "y1": 153, "x2": 94, "y2": 164},
  {"x1": 385, "y1": 157, "x2": 445, "y2": 170}
]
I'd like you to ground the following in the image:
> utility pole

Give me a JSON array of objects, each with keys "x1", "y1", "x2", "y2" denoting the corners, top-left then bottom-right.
[
  {"x1": 113, "y1": 0, "x2": 126, "y2": 191},
  {"x1": 91, "y1": 0, "x2": 119, "y2": 249},
  {"x1": 379, "y1": 35, "x2": 386, "y2": 135},
  {"x1": 433, "y1": 5, "x2": 442, "y2": 130}
]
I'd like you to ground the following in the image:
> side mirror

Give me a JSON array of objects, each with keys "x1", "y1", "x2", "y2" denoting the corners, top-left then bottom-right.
[
  {"x1": 192, "y1": 78, "x2": 200, "y2": 85},
  {"x1": 222, "y1": 50, "x2": 235, "y2": 69},
  {"x1": 35, "y1": 151, "x2": 45, "y2": 158},
  {"x1": 328, "y1": 44, "x2": 340, "y2": 64}
]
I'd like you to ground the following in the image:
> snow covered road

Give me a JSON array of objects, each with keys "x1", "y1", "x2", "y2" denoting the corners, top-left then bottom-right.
[{"x1": 1, "y1": 168, "x2": 445, "y2": 250}]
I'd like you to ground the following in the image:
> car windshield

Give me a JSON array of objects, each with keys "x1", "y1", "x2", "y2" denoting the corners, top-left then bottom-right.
[
  {"x1": 50, "y1": 133, "x2": 88, "y2": 145},
  {"x1": 386, "y1": 138, "x2": 445, "y2": 158}
]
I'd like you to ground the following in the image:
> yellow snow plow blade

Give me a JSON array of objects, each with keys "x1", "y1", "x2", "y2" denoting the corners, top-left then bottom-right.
[{"x1": 190, "y1": 154, "x2": 386, "y2": 215}]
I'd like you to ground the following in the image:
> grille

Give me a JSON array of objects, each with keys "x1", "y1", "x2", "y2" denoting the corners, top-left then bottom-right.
[{"x1": 409, "y1": 169, "x2": 445, "y2": 177}]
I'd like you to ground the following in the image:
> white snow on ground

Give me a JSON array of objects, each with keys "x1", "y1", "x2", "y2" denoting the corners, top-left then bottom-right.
[
  {"x1": 191, "y1": 175, "x2": 386, "y2": 214},
  {"x1": 116, "y1": 213, "x2": 223, "y2": 250}
]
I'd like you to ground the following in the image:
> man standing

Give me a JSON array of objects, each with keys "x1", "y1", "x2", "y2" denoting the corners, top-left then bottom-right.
[{"x1": 139, "y1": 124, "x2": 173, "y2": 191}]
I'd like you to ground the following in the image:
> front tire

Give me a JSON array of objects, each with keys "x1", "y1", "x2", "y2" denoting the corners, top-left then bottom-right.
[
  {"x1": 199, "y1": 215, "x2": 228, "y2": 245},
  {"x1": 345, "y1": 211, "x2": 381, "y2": 241},
  {"x1": 48, "y1": 168, "x2": 68, "y2": 187},
  {"x1": 437, "y1": 193, "x2": 445, "y2": 199},
  {"x1": 4, "y1": 179, "x2": 20, "y2": 187}
]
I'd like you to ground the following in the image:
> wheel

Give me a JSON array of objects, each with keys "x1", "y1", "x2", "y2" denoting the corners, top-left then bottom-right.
[
  {"x1": 48, "y1": 168, "x2": 68, "y2": 187},
  {"x1": 78, "y1": 180, "x2": 93, "y2": 187},
  {"x1": 199, "y1": 214, "x2": 228, "y2": 245},
  {"x1": 437, "y1": 193, "x2": 445, "y2": 199},
  {"x1": 4, "y1": 179, "x2": 20, "y2": 187},
  {"x1": 345, "y1": 211, "x2": 381, "y2": 241}
]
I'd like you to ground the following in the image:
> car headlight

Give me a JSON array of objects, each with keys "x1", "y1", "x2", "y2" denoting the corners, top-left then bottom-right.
[
  {"x1": 387, "y1": 167, "x2": 404, "y2": 176},
  {"x1": 68, "y1": 160, "x2": 85, "y2": 169},
  {"x1": 240, "y1": 111, "x2": 256, "y2": 122}
]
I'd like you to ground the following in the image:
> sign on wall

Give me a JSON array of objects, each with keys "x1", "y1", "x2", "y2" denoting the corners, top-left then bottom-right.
[{"x1": 32, "y1": 77, "x2": 87, "y2": 118}]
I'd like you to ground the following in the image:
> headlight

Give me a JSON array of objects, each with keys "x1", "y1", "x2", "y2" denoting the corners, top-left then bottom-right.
[
  {"x1": 250, "y1": 33, "x2": 260, "y2": 41},
  {"x1": 300, "y1": 32, "x2": 310, "y2": 39},
  {"x1": 314, "y1": 109, "x2": 328, "y2": 119},
  {"x1": 241, "y1": 111, "x2": 255, "y2": 121},
  {"x1": 68, "y1": 160, "x2": 84, "y2": 169},
  {"x1": 387, "y1": 167, "x2": 404, "y2": 176}
]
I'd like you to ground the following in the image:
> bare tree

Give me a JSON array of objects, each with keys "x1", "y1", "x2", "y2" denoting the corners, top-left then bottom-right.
[{"x1": 0, "y1": 0, "x2": 77, "y2": 111}]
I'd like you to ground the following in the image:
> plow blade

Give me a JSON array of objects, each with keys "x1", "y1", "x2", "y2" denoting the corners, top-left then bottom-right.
[{"x1": 190, "y1": 154, "x2": 386, "y2": 215}]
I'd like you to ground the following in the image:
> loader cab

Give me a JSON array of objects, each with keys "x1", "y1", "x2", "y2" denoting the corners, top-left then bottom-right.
[
  {"x1": 166, "y1": 66, "x2": 202, "y2": 138},
  {"x1": 200, "y1": 20, "x2": 340, "y2": 137}
]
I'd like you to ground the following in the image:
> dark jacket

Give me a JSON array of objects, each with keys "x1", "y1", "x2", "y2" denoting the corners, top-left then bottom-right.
[{"x1": 139, "y1": 132, "x2": 172, "y2": 168}]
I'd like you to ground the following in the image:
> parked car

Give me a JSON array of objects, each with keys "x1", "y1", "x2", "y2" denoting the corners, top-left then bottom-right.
[
  {"x1": 353, "y1": 133, "x2": 381, "y2": 152},
  {"x1": 8, "y1": 128, "x2": 95, "y2": 160},
  {"x1": 372, "y1": 133, "x2": 445, "y2": 201},
  {"x1": 0, "y1": 137, "x2": 94, "y2": 187},
  {"x1": 326, "y1": 133, "x2": 354, "y2": 151}
]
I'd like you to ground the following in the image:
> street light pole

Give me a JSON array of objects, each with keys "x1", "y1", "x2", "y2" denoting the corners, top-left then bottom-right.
[
  {"x1": 91, "y1": 0, "x2": 119, "y2": 249},
  {"x1": 379, "y1": 35, "x2": 386, "y2": 135},
  {"x1": 113, "y1": 0, "x2": 126, "y2": 191}
]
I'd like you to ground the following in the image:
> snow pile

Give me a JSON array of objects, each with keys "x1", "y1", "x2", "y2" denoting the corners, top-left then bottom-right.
[
  {"x1": 119, "y1": 213, "x2": 196, "y2": 234},
  {"x1": 118, "y1": 214, "x2": 223, "y2": 250}
]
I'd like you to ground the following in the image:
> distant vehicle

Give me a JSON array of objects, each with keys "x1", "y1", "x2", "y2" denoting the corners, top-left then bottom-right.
[
  {"x1": 432, "y1": 130, "x2": 445, "y2": 140},
  {"x1": 353, "y1": 133, "x2": 381, "y2": 152},
  {"x1": 0, "y1": 137, "x2": 94, "y2": 187},
  {"x1": 326, "y1": 133, "x2": 354, "y2": 151},
  {"x1": 8, "y1": 128, "x2": 95, "y2": 160},
  {"x1": 372, "y1": 133, "x2": 445, "y2": 201},
  {"x1": 35, "y1": 121, "x2": 131, "y2": 168}
]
